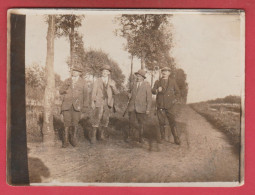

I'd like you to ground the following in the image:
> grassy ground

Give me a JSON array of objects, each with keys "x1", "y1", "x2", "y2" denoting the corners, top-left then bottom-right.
[{"x1": 190, "y1": 102, "x2": 241, "y2": 149}]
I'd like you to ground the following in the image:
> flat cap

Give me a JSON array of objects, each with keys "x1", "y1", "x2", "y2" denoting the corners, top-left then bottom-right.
[
  {"x1": 100, "y1": 65, "x2": 111, "y2": 72},
  {"x1": 161, "y1": 67, "x2": 171, "y2": 71}
]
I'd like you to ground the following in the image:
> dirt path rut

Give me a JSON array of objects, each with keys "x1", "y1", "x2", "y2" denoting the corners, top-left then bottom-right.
[{"x1": 28, "y1": 106, "x2": 239, "y2": 184}]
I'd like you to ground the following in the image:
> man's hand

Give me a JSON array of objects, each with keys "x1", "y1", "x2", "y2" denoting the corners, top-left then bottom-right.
[
  {"x1": 146, "y1": 110, "x2": 150, "y2": 115},
  {"x1": 91, "y1": 102, "x2": 95, "y2": 110},
  {"x1": 158, "y1": 87, "x2": 163, "y2": 92},
  {"x1": 81, "y1": 113, "x2": 86, "y2": 119},
  {"x1": 109, "y1": 80, "x2": 115, "y2": 88},
  {"x1": 60, "y1": 114, "x2": 64, "y2": 122}
]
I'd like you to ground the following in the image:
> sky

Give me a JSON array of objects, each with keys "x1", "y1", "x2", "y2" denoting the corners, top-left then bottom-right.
[{"x1": 25, "y1": 11, "x2": 244, "y2": 103}]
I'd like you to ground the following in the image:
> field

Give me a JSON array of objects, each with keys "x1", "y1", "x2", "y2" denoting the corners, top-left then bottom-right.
[{"x1": 190, "y1": 102, "x2": 242, "y2": 149}]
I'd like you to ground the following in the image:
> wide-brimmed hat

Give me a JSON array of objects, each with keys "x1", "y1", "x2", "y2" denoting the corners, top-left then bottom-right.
[
  {"x1": 161, "y1": 66, "x2": 171, "y2": 72},
  {"x1": 71, "y1": 66, "x2": 83, "y2": 73},
  {"x1": 135, "y1": 69, "x2": 146, "y2": 78},
  {"x1": 100, "y1": 65, "x2": 111, "y2": 72}
]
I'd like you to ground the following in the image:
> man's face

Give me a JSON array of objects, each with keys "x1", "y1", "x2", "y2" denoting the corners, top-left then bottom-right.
[
  {"x1": 72, "y1": 70, "x2": 81, "y2": 77},
  {"x1": 136, "y1": 74, "x2": 144, "y2": 82},
  {"x1": 161, "y1": 70, "x2": 170, "y2": 78},
  {"x1": 102, "y1": 69, "x2": 110, "y2": 77}
]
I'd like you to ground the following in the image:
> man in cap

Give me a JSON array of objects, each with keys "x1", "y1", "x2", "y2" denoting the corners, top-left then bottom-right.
[
  {"x1": 90, "y1": 64, "x2": 119, "y2": 144},
  {"x1": 59, "y1": 66, "x2": 89, "y2": 148},
  {"x1": 152, "y1": 66, "x2": 181, "y2": 145},
  {"x1": 125, "y1": 69, "x2": 152, "y2": 143}
]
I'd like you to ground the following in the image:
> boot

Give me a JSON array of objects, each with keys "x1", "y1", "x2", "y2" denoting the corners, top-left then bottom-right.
[
  {"x1": 98, "y1": 127, "x2": 106, "y2": 141},
  {"x1": 171, "y1": 126, "x2": 180, "y2": 145},
  {"x1": 139, "y1": 128, "x2": 144, "y2": 144},
  {"x1": 156, "y1": 127, "x2": 162, "y2": 144},
  {"x1": 89, "y1": 127, "x2": 97, "y2": 144},
  {"x1": 62, "y1": 127, "x2": 69, "y2": 148},
  {"x1": 124, "y1": 128, "x2": 133, "y2": 142},
  {"x1": 160, "y1": 126, "x2": 166, "y2": 141},
  {"x1": 70, "y1": 126, "x2": 78, "y2": 147}
]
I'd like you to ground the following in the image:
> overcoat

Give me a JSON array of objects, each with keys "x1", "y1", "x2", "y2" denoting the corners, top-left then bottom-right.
[
  {"x1": 128, "y1": 81, "x2": 152, "y2": 113},
  {"x1": 59, "y1": 77, "x2": 89, "y2": 112},
  {"x1": 152, "y1": 77, "x2": 180, "y2": 109}
]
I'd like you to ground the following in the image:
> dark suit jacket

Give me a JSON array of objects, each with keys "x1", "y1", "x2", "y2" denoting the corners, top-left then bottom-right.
[
  {"x1": 128, "y1": 81, "x2": 152, "y2": 113},
  {"x1": 152, "y1": 77, "x2": 180, "y2": 109},
  {"x1": 59, "y1": 77, "x2": 89, "y2": 112}
]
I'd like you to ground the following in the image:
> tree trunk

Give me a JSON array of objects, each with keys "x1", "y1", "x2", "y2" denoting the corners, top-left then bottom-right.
[
  {"x1": 42, "y1": 15, "x2": 55, "y2": 145},
  {"x1": 141, "y1": 51, "x2": 145, "y2": 70},
  {"x1": 130, "y1": 54, "x2": 133, "y2": 89},
  {"x1": 69, "y1": 15, "x2": 75, "y2": 69}
]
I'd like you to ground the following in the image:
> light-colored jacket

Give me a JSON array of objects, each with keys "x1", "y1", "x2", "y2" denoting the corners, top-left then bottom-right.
[
  {"x1": 128, "y1": 81, "x2": 152, "y2": 113},
  {"x1": 91, "y1": 77, "x2": 119, "y2": 108}
]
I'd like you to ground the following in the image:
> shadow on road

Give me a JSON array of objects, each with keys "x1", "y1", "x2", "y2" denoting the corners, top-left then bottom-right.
[
  {"x1": 27, "y1": 148, "x2": 50, "y2": 183},
  {"x1": 28, "y1": 156, "x2": 50, "y2": 183}
]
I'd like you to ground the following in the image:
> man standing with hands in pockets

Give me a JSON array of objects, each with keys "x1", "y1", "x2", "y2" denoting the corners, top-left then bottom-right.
[
  {"x1": 152, "y1": 67, "x2": 181, "y2": 145},
  {"x1": 90, "y1": 65, "x2": 119, "y2": 144},
  {"x1": 125, "y1": 69, "x2": 152, "y2": 143}
]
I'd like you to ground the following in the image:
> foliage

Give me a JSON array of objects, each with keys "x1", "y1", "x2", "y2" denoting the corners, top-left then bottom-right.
[
  {"x1": 206, "y1": 95, "x2": 241, "y2": 104},
  {"x1": 55, "y1": 15, "x2": 85, "y2": 69},
  {"x1": 174, "y1": 69, "x2": 189, "y2": 103},
  {"x1": 83, "y1": 49, "x2": 125, "y2": 90},
  {"x1": 55, "y1": 15, "x2": 85, "y2": 38},
  {"x1": 115, "y1": 14, "x2": 175, "y2": 70},
  {"x1": 25, "y1": 63, "x2": 63, "y2": 102}
]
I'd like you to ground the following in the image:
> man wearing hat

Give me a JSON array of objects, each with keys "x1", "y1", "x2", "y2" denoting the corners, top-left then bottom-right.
[
  {"x1": 125, "y1": 69, "x2": 152, "y2": 143},
  {"x1": 59, "y1": 65, "x2": 90, "y2": 148},
  {"x1": 90, "y1": 64, "x2": 119, "y2": 144},
  {"x1": 152, "y1": 66, "x2": 181, "y2": 145}
]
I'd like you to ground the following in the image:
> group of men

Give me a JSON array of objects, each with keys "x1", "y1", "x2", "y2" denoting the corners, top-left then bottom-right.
[{"x1": 59, "y1": 64, "x2": 181, "y2": 148}]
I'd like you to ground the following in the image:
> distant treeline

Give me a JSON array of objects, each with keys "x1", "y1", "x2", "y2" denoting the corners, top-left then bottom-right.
[{"x1": 205, "y1": 95, "x2": 241, "y2": 104}]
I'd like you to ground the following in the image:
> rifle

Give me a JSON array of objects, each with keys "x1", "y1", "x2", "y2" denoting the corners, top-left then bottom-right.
[
  {"x1": 123, "y1": 67, "x2": 134, "y2": 117},
  {"x1": 153, "y1": 66, "x2": 160, "y2": 115},
  {"x1": 122, "y1": 95, "x2": 131, "y2": 117}
]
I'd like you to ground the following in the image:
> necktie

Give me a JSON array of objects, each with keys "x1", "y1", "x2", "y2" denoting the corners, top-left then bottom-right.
[{"x1": 137, "y1": 82, "x2": 141, "y2": 89}]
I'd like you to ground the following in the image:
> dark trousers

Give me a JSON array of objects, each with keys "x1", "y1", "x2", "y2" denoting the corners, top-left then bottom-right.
[
  {"x1": 62, "y1": 105, "x2": 81, "y2": 127},
  {"x1": 127, "y1": 111, "x2": 146, "y2": 139},
  {"x1": 157, "y1": 108, "x2": 176, "y2": 129},
  {"x1": 62, "y1": 105, "x2": 81, "y2": 146}
]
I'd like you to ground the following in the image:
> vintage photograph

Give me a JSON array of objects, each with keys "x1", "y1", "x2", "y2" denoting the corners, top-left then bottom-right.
[{"x1": 7, "y1": 9, "x2": 244, "y2": 186}]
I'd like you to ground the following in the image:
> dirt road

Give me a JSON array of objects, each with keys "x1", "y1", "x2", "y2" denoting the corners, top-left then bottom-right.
[{"x1": 27, "y1": 105, "x2": 240, "y2": 184}]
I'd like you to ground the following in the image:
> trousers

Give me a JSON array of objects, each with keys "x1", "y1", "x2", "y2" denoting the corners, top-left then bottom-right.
[
  {"x1": 62, "y1": 105, "x2": 81, "y2": 127},
  {"x1": 92, "y1": 100, "x2": 111, "y2": 128},
  {"x1": 157, "y1": 108, "x2": 176, "y2": 129}
]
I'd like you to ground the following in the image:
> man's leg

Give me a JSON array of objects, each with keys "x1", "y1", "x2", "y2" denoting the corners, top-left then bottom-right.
[
  {"x1": 126, "y1": 111, "x2": 136, "y2": 142},
  {"x1": 99, "y1": 105, "x2": 111, "y2": 141},
  {"x1": 62, "y1": 110, "x2": 72, "y2": 148},
  {"x1": 157, "y1": 109, "x2": 166, "y2": 142},
  {"x1": 70, "y1": 109, "x2": 81, "y2": 147},
  {"x1": 91, "y1": 106, "x2": 103, "y2": 144},
  {"x1": 136, "y1": 112, "x2": 146, "y2": 143},
  {"x1": 165, "y1": 109, "x2": 180, "y2": 145}
]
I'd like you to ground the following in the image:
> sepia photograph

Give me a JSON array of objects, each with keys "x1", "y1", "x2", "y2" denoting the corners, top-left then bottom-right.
[{"x1": 7, "y1": 9, "x2": 245, "y2": 186}]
